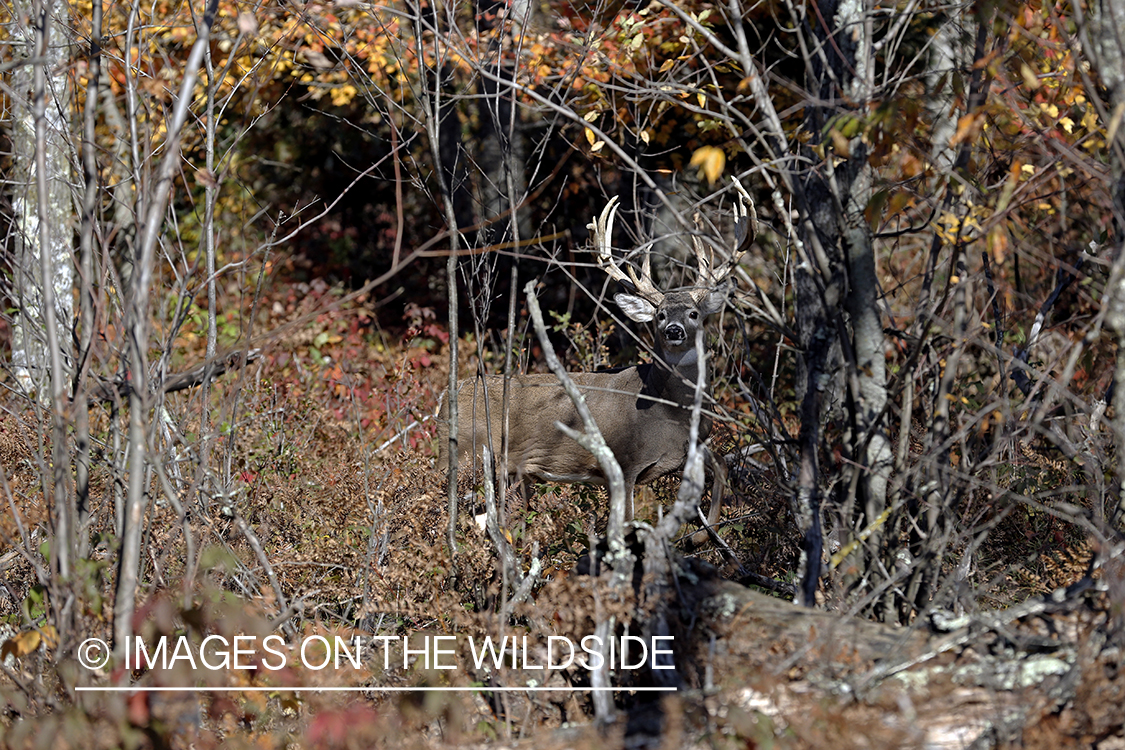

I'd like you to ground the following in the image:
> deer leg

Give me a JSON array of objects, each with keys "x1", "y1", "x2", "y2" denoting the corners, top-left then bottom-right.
[
  {"x1": 504, "y1": 473, "x2": 530, "y2": 538},
  {"x1": 705, "y1": 446, "x2": 727, "y2": 527},
  {"x1": 516, "y1": 479, "x2": 531, "y2": 518},
  {"x1": 687, "y1": 447, "x2": 728, "y2": 550},
  {"x1": 625, "y1": 479, "x2": 635, "y2": 523}
]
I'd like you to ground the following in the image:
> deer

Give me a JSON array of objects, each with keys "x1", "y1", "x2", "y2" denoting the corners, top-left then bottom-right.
[{"x1": 438, "y1": 183, "x2": 755, "y2": 529}]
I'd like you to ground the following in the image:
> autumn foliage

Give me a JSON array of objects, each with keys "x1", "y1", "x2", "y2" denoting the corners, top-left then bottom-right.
[{"x1": 1, "y1": 0, "x2": 1124, "y2": 746}]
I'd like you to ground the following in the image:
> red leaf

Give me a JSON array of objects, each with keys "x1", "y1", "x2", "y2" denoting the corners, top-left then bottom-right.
[{"x1": 127, "y1": 692, "x2": 150, "y2": 726}]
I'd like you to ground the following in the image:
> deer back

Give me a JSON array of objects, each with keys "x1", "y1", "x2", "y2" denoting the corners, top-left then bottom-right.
[{"x1": 437, "y1": 351, "x2": 711, "y2": 489}]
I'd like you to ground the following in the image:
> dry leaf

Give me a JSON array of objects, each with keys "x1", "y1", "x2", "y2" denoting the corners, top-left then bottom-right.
[{"x1": 689, "y1": 146, "x2": 725, "y2": 185}]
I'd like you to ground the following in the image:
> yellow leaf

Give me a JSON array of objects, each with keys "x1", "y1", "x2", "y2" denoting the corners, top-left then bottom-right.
[
  {"x1": 1060, "y1": 116, "x2": 1074, "y2": 133},
  {"x1": 583, "y1": 110, "x2": 599, "y2": 122},
  {"x1": 591, "y1": 140, "x2": 605, "y2": 153},
  {"x1": 689, "y1": 146, "x2": 725, "y2": 185},
  {"x1": 1043, "y1": 103, "x2": 1059, "y2": 118},
  {"x1": 659, "y1": 58, "x2": 675, "y2": 73},
  {"x1": 640, "y1": 129, "x2": 651, "y2": 144},
  {"x1": 1, "y1": 630, "x2": 41, "y2": 660},
  {"x1": 1020, "y1": 63, "x2": 1040, "y2": 90},
  {"x1": 585, "y1": 127, "x2": 596, "y2": 145},
  {"x1": 1081, "y1": 108, "x2": 1099, "y2": 131},
  {"x1": 696, "y1": 92, "x2": 706, "y2": 108}
]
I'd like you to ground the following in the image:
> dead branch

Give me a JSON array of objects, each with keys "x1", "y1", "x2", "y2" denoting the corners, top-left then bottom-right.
[{"x1": 86, "y1": 348, "x2": 261, "y2": 405}]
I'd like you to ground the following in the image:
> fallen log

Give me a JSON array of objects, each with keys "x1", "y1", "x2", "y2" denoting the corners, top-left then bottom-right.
[{"x1": 657, "y1": 558, "x2": 1124, "y2": 749}]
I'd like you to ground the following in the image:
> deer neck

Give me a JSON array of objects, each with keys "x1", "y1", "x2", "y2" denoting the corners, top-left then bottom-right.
[{"x1": 646, "y1": 345, "x2": 710, "y2": 403}]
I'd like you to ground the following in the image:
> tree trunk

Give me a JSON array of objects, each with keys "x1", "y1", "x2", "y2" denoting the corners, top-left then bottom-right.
[
  {"x1": 1079, "y1": 0, "x2": 1125, "y2": 532},
  {"x1": 9, "y1": 0, "x2": 73, "y2": 402},
  {"x1": 9, "y1": 0, "x2": 77, "y2": 597},
  {"x1": 791, "y1": 0, "x2": 883, "y2": 605}
]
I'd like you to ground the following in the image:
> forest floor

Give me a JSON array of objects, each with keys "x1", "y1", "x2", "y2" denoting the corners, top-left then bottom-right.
[{"x1": 0, "y1": 276, "x2": 1122, "y2": 749}]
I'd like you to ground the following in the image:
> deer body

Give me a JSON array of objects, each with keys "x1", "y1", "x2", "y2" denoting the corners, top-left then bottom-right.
[
  {"x1": 440, "y1": 301, "x2": 720, "y2": 521},
  {"x1": 438, "y1": 186, "x2": 755, "y2": 526},
  {"x1": 443, "y1": 366, "x2": 704, "y2": 484}
]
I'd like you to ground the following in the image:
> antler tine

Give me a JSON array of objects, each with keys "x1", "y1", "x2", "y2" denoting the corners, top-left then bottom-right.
[
  {"x1": 592, "y1": 197, "x2": 665, "y2": 305},
  {"x1": 731, "y1": 176, "x2": 757, "y2": 260},
  {"x1": 638, "y1": 247, "x2": 658, "y2": 296},
  {"x1": 690, "y1": 178, "x2": 756, "y2": 300},
  {"x1": 626, "y1": 249, "x2": 665, "y2": 305},
  {"x1": 590, "y1": 197, "x2": 625, "y2": 278},
  {"x1": 691, "y1": 233, "x2": 713, "y2": 284}
]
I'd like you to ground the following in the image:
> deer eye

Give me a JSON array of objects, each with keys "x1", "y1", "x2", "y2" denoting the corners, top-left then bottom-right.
[
  {"x1": 689, "y1": 310, "x2": 699, "y2": 320},
  {"x1": 657, "y1": 311, "x2": 665, "y2": 321}
]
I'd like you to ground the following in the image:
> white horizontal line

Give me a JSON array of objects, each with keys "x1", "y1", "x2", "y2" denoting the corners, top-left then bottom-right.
[{"x1": 75, "y1": 686, "x2": 677, "y2": 693}]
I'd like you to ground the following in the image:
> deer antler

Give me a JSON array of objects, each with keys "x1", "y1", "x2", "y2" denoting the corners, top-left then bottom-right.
[
  {"x1": 732, "y1": 176, "x2": 758, "y2": 256},
  {"x1": 591, "y1": 197, "x2": 665, "y2": 306},
  {"x1": 690, "y1": 177, "x2": 756, "y2": 302}
]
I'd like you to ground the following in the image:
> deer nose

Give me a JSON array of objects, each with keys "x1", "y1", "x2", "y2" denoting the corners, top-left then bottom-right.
[{"x1": 664, "y1": 323, "x2": 686, "y2": 343}]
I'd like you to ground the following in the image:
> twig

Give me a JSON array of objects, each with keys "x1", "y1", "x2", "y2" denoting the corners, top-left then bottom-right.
[
  {"x1": 481, "y1": 445, "x2": 540, "y2": 612},
  {"x1": 233, "y1": 512, "x2": 294, "y2": 638},
  {"x1": 981, "y1": 251, "x2": 1007, "y2": 392},
  {"x1": 1012, "y1": 257, "x2": 1083, "y2": 396}
]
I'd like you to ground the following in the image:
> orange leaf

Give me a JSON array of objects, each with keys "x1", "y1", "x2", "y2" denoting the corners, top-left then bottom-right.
[{"x1": 949, "y1": 112, "x2": 983, "y2": 147}]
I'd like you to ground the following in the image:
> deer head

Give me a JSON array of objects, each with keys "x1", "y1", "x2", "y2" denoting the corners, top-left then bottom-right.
[{"x1": 591, "y1": 181, "x2": 754, "y2": 362}]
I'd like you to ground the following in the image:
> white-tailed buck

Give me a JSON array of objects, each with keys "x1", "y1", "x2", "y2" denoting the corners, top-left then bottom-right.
[{"x1": 439, "y1": 183, "x2": 755, "y2": 526}]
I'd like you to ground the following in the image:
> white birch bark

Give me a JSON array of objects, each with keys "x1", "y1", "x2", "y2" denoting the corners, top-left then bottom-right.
[{"x1": 9, "y1": 0, "x2": 73, "y2": 401}]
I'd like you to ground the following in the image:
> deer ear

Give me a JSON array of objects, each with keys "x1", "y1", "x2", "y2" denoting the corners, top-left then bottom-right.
[
  {"x1": 614, "y1": 292, "x2": 656, "y2": 322},
  {"x1": 699, "y1": 288, "x2": 727, "y2": 316}
]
